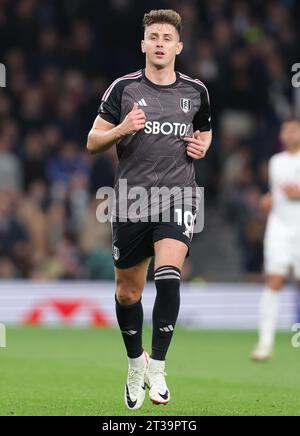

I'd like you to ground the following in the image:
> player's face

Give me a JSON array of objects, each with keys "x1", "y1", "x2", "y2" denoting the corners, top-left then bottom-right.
[
  {"x1": 280, "y1": 122, "x2": 300, "y2": 149},
  {"x1": 142, "y1": 23, "x2": 183, "y2": 69}
]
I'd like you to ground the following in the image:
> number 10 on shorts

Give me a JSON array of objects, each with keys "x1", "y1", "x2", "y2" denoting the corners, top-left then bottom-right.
[{"x1": 175, "y1": 209, "x2": 196, "y2": 238}]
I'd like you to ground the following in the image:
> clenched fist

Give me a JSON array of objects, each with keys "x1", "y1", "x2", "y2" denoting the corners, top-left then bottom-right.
[{"x1": 120, "y1": 102, "x2": 146, "y2": 135}]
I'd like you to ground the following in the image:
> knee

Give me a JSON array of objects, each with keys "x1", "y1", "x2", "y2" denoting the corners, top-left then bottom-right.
[
  {"x1": 266, "y1": 276, "x2": 285, "y2": 291},
  {"x1": 116, "y1": 279, "x2": 142, "y2": 306}
]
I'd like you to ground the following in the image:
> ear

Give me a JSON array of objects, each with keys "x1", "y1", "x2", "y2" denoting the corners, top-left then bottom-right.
[
  {"x1": 141, "y1": 40, "x2": 145, "y2": 53},
  {"x1": 176, "y1": 41, "x2": 183, "y2": 55}
]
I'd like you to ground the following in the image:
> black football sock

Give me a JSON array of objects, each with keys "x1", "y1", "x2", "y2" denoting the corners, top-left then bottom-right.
[
  {"x1": 115, "y1": 295, "x2": 144, "y2": 359},
  {"x1": 152, "y1": 265, "x2": 181, "y2": 361}
]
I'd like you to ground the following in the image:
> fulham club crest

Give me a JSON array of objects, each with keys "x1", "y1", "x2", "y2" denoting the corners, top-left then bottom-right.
[{"x1": 180, "y1": 98, "x2": 191, "y2": 113}]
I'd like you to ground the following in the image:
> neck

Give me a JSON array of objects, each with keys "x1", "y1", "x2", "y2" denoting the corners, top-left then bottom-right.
[
  {"x1": 287, "y1": 144, "x2": 300, "y2": 154},
  {"x1": 145, "y1": 62, "x2": 176, "y2": 85}
]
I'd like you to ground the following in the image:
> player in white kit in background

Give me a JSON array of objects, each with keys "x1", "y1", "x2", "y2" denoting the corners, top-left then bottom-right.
[{"x1": 251, "y1": 119, "x2": 300, "y2": 361}]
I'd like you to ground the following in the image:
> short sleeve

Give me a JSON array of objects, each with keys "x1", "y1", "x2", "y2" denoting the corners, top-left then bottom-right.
[
  {"x1": 193, "y1": 86, "x2": 211, "y2": 132},
  {"x1": 98, "y1": 81, "x2": 122, "y2": 125}
]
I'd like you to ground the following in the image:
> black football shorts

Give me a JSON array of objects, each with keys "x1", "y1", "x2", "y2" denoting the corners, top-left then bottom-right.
[{"x1": 111, "y1": 206, "x2": 197, "y2": 269}]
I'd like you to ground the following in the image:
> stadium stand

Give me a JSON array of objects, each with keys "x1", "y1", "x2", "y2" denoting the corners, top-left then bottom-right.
[{"x1": 0, "y1": 0, "x2": 299, "y2": 280}]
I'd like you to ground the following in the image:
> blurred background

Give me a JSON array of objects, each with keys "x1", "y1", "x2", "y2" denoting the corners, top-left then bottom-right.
[
  {"x1": 2, "y1": 2, "x2": 300, "y2": 415},
  {"x1": 0, "y1": 0, "x2": 299, "y2": 285}
]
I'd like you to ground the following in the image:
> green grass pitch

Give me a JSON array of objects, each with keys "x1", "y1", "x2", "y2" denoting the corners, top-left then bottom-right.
[{"x1": 0, "y1": 327, "x2": 299, "y2": 416}]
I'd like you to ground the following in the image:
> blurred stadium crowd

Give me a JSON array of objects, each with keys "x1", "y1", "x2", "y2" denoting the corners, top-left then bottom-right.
[{"x1": 0, "y1": 0, "x2": 299, "y2": 280}]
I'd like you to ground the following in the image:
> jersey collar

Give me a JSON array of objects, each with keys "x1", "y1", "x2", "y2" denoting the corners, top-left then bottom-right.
[{"x1": 142, "y1": 69, "x2": 179, "y2": 89}]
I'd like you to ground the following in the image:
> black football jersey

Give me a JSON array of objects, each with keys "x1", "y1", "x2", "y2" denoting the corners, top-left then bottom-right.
[{"x1": 99, "y1": 69, "x2": 211, "y2": 217}]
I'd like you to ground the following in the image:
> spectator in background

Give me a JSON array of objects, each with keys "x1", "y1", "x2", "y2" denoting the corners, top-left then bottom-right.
[
  {"x1": 46, "y1": 141, "x2": 90, "y2": 200},
  {"x1": 0, "y1": 136, "x2": 23, "y2": 190},
  {"x1": 46, "y1": 201, "x2": 66, "y2": 255},
  {"x1": 0, "y1": 190, "x2": 30, "y2": 277},
  {"x1": 0, "y1": 0, "x2": 299, "y2": 280},
  {"x1": 66, "y1": 172, "x2": 90, "y2": 235},
  {"x1": 79, "y1": 199, "x2": 112, "y2": 255},
  {"x1": 79, "y1": 199, "x2": 114, "y2": 280},
  {"x1": 0, "y1": 257, "x2": 18, "y2": 279},
  {"x1": 22, "y1": 131, "x2": 47, "y2": 189},
  {"x1": 17, "y1": 181, "x2": 48, "y2": 261}
]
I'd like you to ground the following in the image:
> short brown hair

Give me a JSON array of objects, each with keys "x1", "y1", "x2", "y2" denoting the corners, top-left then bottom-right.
[{"x1": 143, "y1": 9, "x2": 182, "y2": 38}]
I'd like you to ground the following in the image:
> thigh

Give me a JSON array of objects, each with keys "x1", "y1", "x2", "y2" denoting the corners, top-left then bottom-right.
[
  {"x1": 154, "y1": 238, "x2": 188, "y2": 270},
  {"x1": 152, "y1": 206, "x2": 196, "y2": 269},
  {"x1": 112, "y1": 219, "x2": 154, "y2": 269},
  {"x1": 115, "y1": 256, "x2": 152, "y2": 292},
  {"x1": 152, "y1": 206, "x2": 197, "y2": 249},
  {"x1": 266, "y1": 274, "x2": 286, "y2": 291}
]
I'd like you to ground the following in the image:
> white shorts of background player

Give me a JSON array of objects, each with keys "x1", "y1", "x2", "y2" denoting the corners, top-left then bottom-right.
[{"x1": 264, "y1": 214, "x2": 300, "y2": 279}]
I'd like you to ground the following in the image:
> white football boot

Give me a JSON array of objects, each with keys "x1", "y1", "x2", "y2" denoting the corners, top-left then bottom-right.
[
  {"x1": 124, "y1": 351, "x2": 149, "y2": 410},
  {"x1": 145, "y1": 358, "x2": 170, "y2": 405},
  {"x1": 250, "y1": 343, "x2": 273, "y2": 361}
]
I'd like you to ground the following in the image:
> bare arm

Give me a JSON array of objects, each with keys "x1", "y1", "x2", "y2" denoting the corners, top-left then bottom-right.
[
  {"x1": 260, "y1": 192, "x2": 272, "y2": 214},
  {"x1": 282, "y1": 184, "x2": 300, "y2": 200},
  {"x1": 87, "y1": 116, "x2": 121, "y2": 154},
  {"x1": 87, "y1": 103, "x2": 146, "y2": 155}
]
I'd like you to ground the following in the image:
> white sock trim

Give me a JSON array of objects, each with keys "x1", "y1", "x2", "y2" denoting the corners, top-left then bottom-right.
[{"x1": 128, "y1": 352, "x2": 146, "y2": 368}]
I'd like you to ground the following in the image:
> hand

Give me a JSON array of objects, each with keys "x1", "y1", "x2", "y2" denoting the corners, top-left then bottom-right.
[
  {"x1": 260, "y1": 192, "x2": 272, "y2": 214},
  {"x1": 281, "y1": 183, "x2": 300, "y2": 200},
  {"x1": 184, "y1": 130, "x2": 208, "y2": 160},
  {"x1": 119, "y1": 102, "x2": 146, "y2": 135}
]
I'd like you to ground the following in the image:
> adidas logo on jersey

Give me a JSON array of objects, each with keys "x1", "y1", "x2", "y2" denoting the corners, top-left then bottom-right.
[{"x1": 138, "y1": 98, "x2": 147, "y2": 106}]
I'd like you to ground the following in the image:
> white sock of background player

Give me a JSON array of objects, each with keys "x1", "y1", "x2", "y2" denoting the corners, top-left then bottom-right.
[{"x1": 257, "y1": 287, "x2": 281, "y2": 349}]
